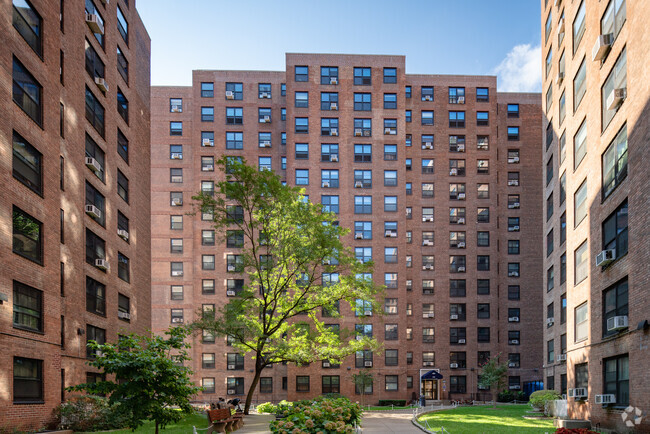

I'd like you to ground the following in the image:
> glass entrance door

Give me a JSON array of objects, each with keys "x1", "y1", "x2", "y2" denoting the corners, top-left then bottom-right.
[{"x1": 422, "y1": 379, "x2": 438, "y2": 399}]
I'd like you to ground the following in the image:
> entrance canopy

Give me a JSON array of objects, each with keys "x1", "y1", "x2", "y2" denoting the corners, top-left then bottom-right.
[{"x1": 421, "y1": 370, "x2": 443, "y2": 380}]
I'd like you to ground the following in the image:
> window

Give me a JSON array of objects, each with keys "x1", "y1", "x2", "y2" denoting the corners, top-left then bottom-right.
[
  {"x1": 507, "y1": 127, "x2": 519, "y2": 141},
  {"x1": 602, "y1": 200, "x2": 628, "y2": 259},
  {"x1": 321, "y1": 118, "x2": 338, "y2": 136},
  {"x1": 574, "y1": 180, "x2": 587, "y2": 227},
  {"x1": 385, "y1": 375, "x2": 398, "y2": 391},
  {"x1": 295, "y1": 66, "x2": 308, "y2": 82},
  {"x1": 478, "y1": 327, "x2": 490, "y2": 342},
  {"x1": 257, "y1": 83, "x2": 271, "y2": 99},
  {"x1": 547, "y1": 266, "x2": 555, "y2": 292},
  {"x1": 384, "y1": 247, "x2": 397, "y2": 264},
  {"x1": 223, "y1": 82, "x2": 241, "y2": 100},
  {"x1": 13, "y1": 0, "x2": 42, "y2": 56},
  {"x1": 477, "y1": 184, "x2": 489, "y2": 199},
  {"x1": 547, "y1": 230, "x2": 554, "y2": 257},
  {"x1": 575, "y1": 301, "x2": 588, "y2": 342},
  {"x1": 477, "y1": 208, "x2": 489, "y2": 223},
  {"x1": 508, "y1": 263, "x2": 520, "y2": 277},
  {"x1": 573, "y1": 1, "x2": 586, "y2": 54},
  {"x1": 573, "y1": 120, "x2": 587, "y2": 169},
  {"x1": 294, "y1": 91, "x2": 309, "y2": 108},
  {"x1": 477, "y1": 279, "x2": 490, "y2": 295},
  {"x1": 385, "y1": 349, "x2": 398, "y2": 365},
  {"x1": 477, "y1": 232, "x2": 489, "y2": 247},
  {"x1": 226, "y1": 107, "x2": 243, "y2": 125},
  {"x1": 321, "y1": 66, "x2": 338, "y2": 84},
  {"x1": 321, "y1": 376, "x2": 339, "y2": 394},
  {"x1": 508, "y1": 330, "x2": 520, "y2": 345},
  {"x1": 355, "y1": 247, "x2": 372, "y2": 263},
  {"x1": 170, "y1": 121, "x2": 182, "y2": 136},
  {"x1": 227, "y1": 377, "x2": 245, "y2": 395},
  {"x1": 115, "y1": 89, "x2": 129, "y2": 124},
  {"x1": 85, "y1": 182, "x2": 105, "y2": 227},
  {"x1": 12, "y1": 206, "x2": 42, "y2": 265},
  {"x1": 296, "y1": 375, "x2": 310, "y2": 392},
  {"x1": 559, "y1": 91, "x2": 566, "y2": 124},
  {"x1": 383, "y1": 67, "x2": 397, "y2": 83},
  {"x1": 604, "y1": 354, "x2": 629, "y2": 406},
  {"x1": 384, "y1": 196, "x2": 397, "y2": 212},
  {"x1": 421, "y1": 111, "x2": 434, "y2": 125},
  {"x1": 199, "y1": 106, "x2": 214, "y2": 123},
  {"x1": 602, "y1": 125, "x2": 627, "y2": 199},
  {"x1": 354, "y1": 221, "x2": 372, "y2": 240},
  {"x1": 86, "y1": 324, "x2": 106, "y2": 358},
  {"x1": 508, "y1": 285, "x2": 520, "y2": 300},
  {"x1": 421, "y1": 183, "x2": 434, "y2": 198},
  {"x1": 12, "y1": 280, "x2": 42, "y2": 333},
  {"x1": 603, "y1": 278, "x2": 628, "y2": 338},
  {"x1": 12, "y1": 131, "x2": 43, "y2": 195},
  {"x1": 13, "y1": 357, "x2": 43, "y2": 403},
  {"x1": 382, "y1": 93, "x2": 397, "y2": 110},
  {"x1": 476, "y1": 111, "x2": 489, "y2": 126},
  {"x1": 476, "y1": 87, "x2": 489, "y2": 102},
  {"x1": 321, "y1": 92, "x2": 338, "y2": 110},
  {"x1": 573, "y1": 59, "x2": 587, "y2": 111},
  {"x1": 353, "y1": 93, "x2": 371, "y2": 111},
  {"x1": 321, "y1": 169, "x2": 339, "y2": 188},
  {"x1": 507, "y1": 104, "x2": 519, "y2": 118},
  {"x1": 85, "y1": 39, "x2": 105, "y2": 83},
  {"x1": 450, "y1": 328, "x2": 466, "y2": 345},
  {"x1": 547, "y1": 193, "x2": 554, "y2": 221},
  {"x1": 352, "y1": 67, "x2": 371, "y2": 85},
  {"x1": 295, "y1": 169, "x2": 309, "y2": 185},
  {"x1": 258, "y1": 157, "x2": 272, "y2": 172},
  {"x1": 449, "y1": 183, "x2": 466, "y2": 200},
  {"x1": 384, "y1": 298, "x2": 398, "y2": 314},
  {"x1": 477, "y1": 256, "x2": 490, "y2": 271},
  {"x1": 450, "y1": 280, "x2": 466, "y2": 297},
  {"x1": 117, "y1": 170, "x2": 128, "y2": 203},
  {"x1": 295, "y1": 117, "x2": 308, "y2": 133}
]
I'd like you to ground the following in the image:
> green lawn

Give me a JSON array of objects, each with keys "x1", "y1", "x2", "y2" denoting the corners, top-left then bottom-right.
[
  {"x1": 417, "y1": 404, "x2": 556, "y2": 433},
  {"x1": 83, "y1": 413, "x2": 209, "y2": 433}
]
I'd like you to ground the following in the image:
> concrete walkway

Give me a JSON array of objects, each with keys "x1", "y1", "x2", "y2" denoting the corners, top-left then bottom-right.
[
  {"x1": 361, "y1": 411, "x2": 424, "y2": 433},
  {"x1": 235, "y1": 413, "x2": 273, "y2": 434}
]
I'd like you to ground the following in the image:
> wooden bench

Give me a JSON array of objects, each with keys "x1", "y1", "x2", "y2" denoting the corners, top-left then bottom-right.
[{"x1": 207, "y1": 408, "x2": 241, "y2": 433}]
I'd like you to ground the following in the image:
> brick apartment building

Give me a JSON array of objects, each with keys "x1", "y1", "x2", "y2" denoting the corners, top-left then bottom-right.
[
  {"x1": 151, "y1": 53, "x2": 544, "y2": 404},
  {"x1": 0, "y1": 0, "x2": 151, "y2": 430},
  {"x1": 541, "y1": 0, "x2": 650, "y2": 431}
]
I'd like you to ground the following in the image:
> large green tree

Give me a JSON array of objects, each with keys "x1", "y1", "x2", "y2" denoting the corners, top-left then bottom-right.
[
  {"x1": 69, "y1": 327, "x2": 201, "y2": 434},
  {"x1": 191, "y1": 157, "x2": 381, "y2": 414},
  {"x1": 477, "y1": 353, "x2": 509, "y2": 408}
]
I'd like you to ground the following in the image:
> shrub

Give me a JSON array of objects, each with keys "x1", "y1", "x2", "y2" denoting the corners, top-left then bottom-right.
[
  {"x1": 515, "y1": 391, "x2": 528, "y2": 402},
  {"x1": 377, "y1": 399, "x2": 407, "y2": 407},
  {"x1": 497, "y1": 391, "x2": 514, "y2": 402},
  {"x1": 256, "y1": 402, "x2": 278, "y2": 414},
  {"x1": 269, "y1": 396, "x2": 362, "y2": 434},
  {"x1": 530, "y1": 390, "x2": 562, "y2": 415},
  {"x1": 555, "y1": 429, "x2": 599, "y2": 434},
  {"x1": 52, "y1": 395, "x2": 131, "y2": 431}
]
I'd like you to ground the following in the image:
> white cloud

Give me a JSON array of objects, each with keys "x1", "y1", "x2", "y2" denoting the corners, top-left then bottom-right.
[{"x1": 493, "y1": 44, "x2": 542, "y2": 93}]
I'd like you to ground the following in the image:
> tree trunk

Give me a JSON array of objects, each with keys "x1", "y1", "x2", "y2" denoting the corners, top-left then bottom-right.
[
  {"x1": 492, "y1": 390, "x2": 496, "y2": 409},
  {"x1": 155, "y1": 421, "x2": 159, "y2": 434},
  {"x1": 243, "y1": 366, "x2": 263, "y2": 415}
]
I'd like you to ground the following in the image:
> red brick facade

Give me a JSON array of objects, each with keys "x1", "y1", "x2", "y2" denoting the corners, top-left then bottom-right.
[
  {"x1": 151, "y1": 53, "x2": 543, "y2": 405},
  {"x1": 0, "y1": 0, "x2": 151, "y2": 430}
]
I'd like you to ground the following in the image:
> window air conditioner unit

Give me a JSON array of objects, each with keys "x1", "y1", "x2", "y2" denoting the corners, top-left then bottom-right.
[
  {"x1": 203, "y1": 164, "x2": 214, "y2": 171},
  {"x1": 458, "y1": 96, "x2": 465, "y2": 104},
  {"x1": 364, "y1": 310, "x2": 372, "y2": 316},
  {"x1": 449, "y1": 136, "x2": 458, "y2": 144},
  {"x1": 330, "y1": 103, "x2": 338, "y2": 110},
  {"x1": 510, "y1": 339, "x2": 519, "y2": 345},
  {"x1": 330, "y1": 155, "x2": 338, "y2": 162},
  {"x1": 509, "y1": 271, "x2": 519, "y2": 277},
  {"x1": 508, "y1": 225, "x2": 519, "y2": 232},
  {"x1": 450, "y1": 363, "x2": 459, "y2": 369},
  {"x1": 457, "y1": 266, "x2": 466, "y2": 272},
  {"x1": 171, "y1": 105, "x2": 182, "y2": 113},
  {"x1": 261, "y1": 92, "x2": 271, "y2": 98},
  {"x1": 323, "y1": 362, "x2": 330, "y2": 368},
  {"x1": 423, "y1": 217, "x2": 434, "y2": 222},
  {"x1": 364, "y1": 361, "x2": 373, "y2": 367},
  {"x1": 203, "y1": 138, "x2": 213, "y2": 147},
  {"x1": 260, "y1": 115, "x2": 271, "y2": 123},
  {"x1": 595, "y1": 394, "x2": 616, "y2": 405},
  {"x1": 458, "y1": 193, "x2": 466, "y2": 199},
  {"x1": 225, "y1": 91, "x2": 235, "y2": 99},
  {"x1": 606, "y1": 88, "x2": 626, "y2": 111},
  {"x1": 85, "y1": 13, "x2": 104, "y2": 34},
  {"x1": 426, "y1": 312, "x2": 435, "y2": 318},
  {"x1": 171, "y1": 198, "x2": 182, "y2": 206},
  {"x1": 457, "y1": 217, "x2": 465, "y2": 224},
  {"x1": 423, "y1": 240, "x2": 433, "y2": 246},
  {"x1": 259, "y1": 140, "x2": 271, "y2": 148},
  {"x1": 457, "y1": 242, "x2": 466, "y2": 248},
  {"x1": 227, "y1": 364, "x2": 236, "y2": 370},
  {"x1": 227, "y1": 265, "x2": 236, "y2": 272},
  {"x1": 607, "y1": 315, "x2": 628, "y2": 332},
  {"x1": 354, "y1": 129, "x2": 363, "y2": 137},
  {"x1": 171, "y1": 270, "x2": 183, "y2": 276},
  {"x1": 225, "y1": 290, "x2": 237, "y2": 297},
  {"x1": 508, "y1": 156, "x2": 520, "y2": 163},
  {"x1": 458, "y1": 339, "x2": 466, "y2": 344},
  {"x1": 450, "y1": 314, "x2": 459, "y2": 320},
  {"x1": 355, "y1": 233, "x2": 364, "y2": 240},
  {"x1": 118, "y1": 311, "x2": 131, "y2": 320},
  {"x1": 330, "y1": 77, "x2": 338, "y2": 85},
  {"x1": 592, "y1": 34, "x2": 614, "y2": 61},
  {"x1": 171, "y1": 317, "x2": 183, "y2": 324},
  {"x1": 85, "y1": 156, "x2": 102, "y2": 173},
  {"x1": 557, "y1": 17, "x2": 565, "y2": 34},
  {"x1": 354, "y1": 181, "x2": 363, "y2": 188},
  {"x1": 117, "y1": 229, "x2": 129, "y2": 241},
  {"x1": 422, "y1": 142, "x2": 433, "y2": 150},
  {"x1": 385, "y1": 128, "x2": 396, "y2": 135},
  {"x1": 330, "y1": 128, "x2": 338, "y2": 136},
  {"x1": 423, "y1": 361, "x2": 434, "y2": 367},
  {"x1": 509, "y1": 385, "x2": 521, "y2": 390},
  {"x1": 423, "y1": 264, "x2": 433, "y2": 270},
  {"x1": 596, "y1": 249, "x2": 616, "y2": 267},
  {"x1": 569, "y1": 388, "x2": 588, "y2": 399},
  {"x1": 508, "y1": 180, "x2": 519, "y2": 186},
  {"x1": 457, "y1": 144, "x2": 465, "y2": 151},
  {"x1": 423, "y1": 95, "x2": 433, "y2": 101},
  {"x1": 557, "y1": 354, "x2": 567, "y2": 362},
  {"x1": 508, "y1": 362, "x2": 517, "y2": 368},
  {"x1": 322, "y1": 181, "x2": 330, "y2": 188},
  {"x1": 170, "y1": 152, "x2": 182, "y2": 159},
  {"x1": 95, "y1": 259, "x2": 109, "y2": 270},
  {"x1": 227, "y1": 390, "x2": 236, "y2": 395},
  {"x1": 363, "y1": 130, "x2": 371, "y2": 137},
  {"x1": 508, "y1": 317, "x2": 519, "y2": 322},
  {"x1": 386, "y1": 230, "x2": 397, "y2": 238},
  {"x1": 85, "y1": 204, "x2": 102, "y2": 219},
  {"x1": 450, "y1": 168, "x2": 458, "y2": 176},
  {"x1": 323, "y1": 259, "x2": 331, "y2": 265},
  {"x1": 555, "y1": 72, "x2": 565, "y2": 86},
  {"x1": 94, "y1": 77, "x2": 109, "y2": 92}
]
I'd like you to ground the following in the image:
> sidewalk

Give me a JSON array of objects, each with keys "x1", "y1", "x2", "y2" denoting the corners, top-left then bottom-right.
[
  {"x1": 361, "y1": 411, "x2": 424, "y2": 433},
  {"x1": 235, "y1": 413, "x2": 273, "y2": 434}
]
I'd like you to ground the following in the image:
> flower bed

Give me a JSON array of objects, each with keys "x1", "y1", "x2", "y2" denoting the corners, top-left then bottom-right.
[{"x1": 270, "y1": 396, "x2": 362, "y2": 434}]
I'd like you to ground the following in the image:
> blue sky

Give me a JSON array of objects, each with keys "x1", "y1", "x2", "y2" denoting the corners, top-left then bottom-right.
[{"x1": 137, "y1": 0, "x2": 542, "y2": 92}]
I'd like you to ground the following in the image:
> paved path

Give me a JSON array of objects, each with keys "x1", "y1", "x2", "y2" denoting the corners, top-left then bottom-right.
[
  {"x1": 361, "y1": 411, "x2": 423, "y2": 433},
  {"x1": 236, "y1": 413, "x2": 273, "y2": 434}
]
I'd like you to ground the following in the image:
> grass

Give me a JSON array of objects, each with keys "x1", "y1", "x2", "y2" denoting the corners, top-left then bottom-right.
[
  {"x1": 82, "y1": 413, "x2": 209, "y2": 433},
  {"x1": 417, "y1": 404, "x2": 556, "y2": 433}
]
